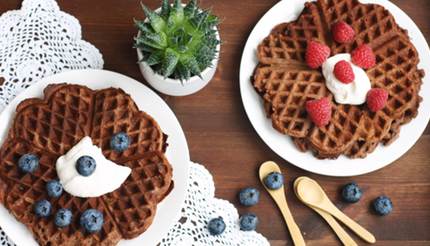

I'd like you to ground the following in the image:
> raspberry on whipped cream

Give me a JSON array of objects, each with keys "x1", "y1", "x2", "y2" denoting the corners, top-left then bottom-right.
[
  {"x1": 322, "y1": 53, "x2": 371, "y2": 105},
  {"x1": 334, "y1": 60, "x2": 355, "y2": 83}
]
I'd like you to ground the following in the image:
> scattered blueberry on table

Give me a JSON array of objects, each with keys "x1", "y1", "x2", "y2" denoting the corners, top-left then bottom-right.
[
  {"x1": 373, "y1": 196, "x2": 393, "y2": 216},
  {"x1": 207, "y1": 217, "x2": 226, "y2": 236},
  {"x1": 80, "y1": 209, "x2": 104, "y2": 233},
  {"x1": 76, "y1": 156, "x2": 96, "y2": 176},
  {"x1": 264, "y1": 172, "x2": 283, "y2": 190},
  {"x1": 239, "y1": 213, "x2": 259, "y2": 231},
  {"x1": 34, "y1": 200, "x2": 52, "y2": 217},
  {"x1": 18, "y1": 153, "x2": 39, "y2": 173},
  {"x1": 110, "y1": 132, "x2": 130, "y2": 152},
  {"x1": 341, "y1": 182, "x2": 362, "y2": 203},
  {"x1": 238, "y1": 187, "x2": 260, "y2": 206},
  {"x1": 55, "y1": 208, "x2": 73, "y2": 227},
  {"x1": 46, "y1": 180, "x2": 63, "y2": 198}
]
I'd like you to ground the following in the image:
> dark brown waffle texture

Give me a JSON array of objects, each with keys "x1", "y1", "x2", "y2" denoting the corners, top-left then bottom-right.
[
  {"x1": 252, "y1": 0, "x2": 424, "y2": 158},
  {"x1": 0, "y1": 84, "x2": 172, "y2": 245}
]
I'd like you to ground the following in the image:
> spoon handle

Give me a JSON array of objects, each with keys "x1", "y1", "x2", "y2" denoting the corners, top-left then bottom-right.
[
  {"x1": 312, "y1": 207, "x2": 357, "y2": 246},
  {"x1": 329, "y1": 205, "x2": 376, "y2": 244},
  {"x1": 275, "y1": 195, "x2": 306, "y2": 246}
]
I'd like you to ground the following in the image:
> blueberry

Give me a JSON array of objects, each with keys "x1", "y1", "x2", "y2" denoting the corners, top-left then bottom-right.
[
  {"x1": 110, "y1": 132, "x2": 130, "y2": 152},
  {"x1": 33, "y1": 200, "x2": 52, "y2": 217},
  {"x1": 76, "y1": 156, "x2": 96, "y2": 176},
  {"x1": 373, "y1": 196, "x2": 393, "y2": 216},
  {"x1": 264, "y1": 172, "x2": 284, "y2": 190},
  {"x1": 46, "y1": 180, "x2": 63, "y2": 198},
  {"x1": 341, "y1": 182, "x2": 362, "y2": 203},
  {"x1": 239, "y1": 213, "x2": 259, "y2": 231},
  {"x1": 238, "y1": 187, "x2": 260, "y2": 206},
  {"x1": 55, "y1": 208, "x2": 73, "y2": 227},
  {"x1": 80, "y1": 209, "x2": 104, "y2": 233},
  {"x1": 207, "y1": 217, "x2": 226, "y2": 236},
  {"x1": 18, "y1": 154, "x2": 39, "y2": 173}
]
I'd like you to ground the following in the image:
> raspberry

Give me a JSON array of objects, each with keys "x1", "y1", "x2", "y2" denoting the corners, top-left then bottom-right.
[
  {"x1": 332, "y1": 21, "x2": 355, "y2": 43},
  {"x1": 305, "y1": 97, "x2": 332, "y2": 127},
  {"x1": 366, "y1": 88, "x2": 388, "y2": 112},
  {"x1": 333, "y1": 60, "x2": 355, "y2": 84},
  {"x1": 305, "y1": 40, "x2": 330, "y2": 69},
  {"x1": 351, "y1": 44, "x2": 376, "y2": 69}
]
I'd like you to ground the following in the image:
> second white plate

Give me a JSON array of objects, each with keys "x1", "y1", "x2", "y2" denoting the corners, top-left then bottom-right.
[{"x1": 239, "y1": 0, "x2": 430, "y2": 176}]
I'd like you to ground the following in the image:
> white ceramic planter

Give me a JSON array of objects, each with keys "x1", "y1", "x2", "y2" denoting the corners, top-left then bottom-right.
[{"x1": 136, "y1": 30, "x2": 220, "y2": 96}]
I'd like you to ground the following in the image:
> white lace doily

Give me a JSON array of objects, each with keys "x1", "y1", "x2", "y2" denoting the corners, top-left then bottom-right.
[
  {"x1": 0, "y1": 162, "x2": 269, "y2": 246},
  {"x1": 0, "y1": 0, "x2": 104, "y2": 111},
  {"x1": 159, "y1": 162, "x2": 269, "y2": 246}
]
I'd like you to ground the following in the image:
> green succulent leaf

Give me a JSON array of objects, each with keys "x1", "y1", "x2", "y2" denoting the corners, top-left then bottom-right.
[
  {"x1": 184, "y1": 0, "x2": 197, "y2": 17},
  {"x1": 206, "y1": 14, "x2": 219, "y2": 27},
  {"x1": 199, "y1": 15, "x2": 219, "y2": 32},
  {"x1": 146, "y1": 51, "x2": 164, "y2": 66},
  {"x1": 139, "y1": 32, "x2": 168, "y2": 49},
  {"x1": 203, "y1": 35, "x2": 219, "y2": 48},
  {"x1": 190, "y1": 9, "x2": 209, "y2": 29},
  {"x1": 141, "y1": 3, "x2": 166, "y2": 33},
  {"x1": 196, "y1": 44, "x2": 216, "y2": 70},
  {"x1": 182, "y1": 56, "x2": 201, "y2": 76},
  {"x1": 173, "y1": 0, "x2": 182, "y2": 9},
  {"x1": 134, "y1": 20, "x2": 154, "y2": 34},
  {"x1": 177, "y1": 44, "x2": 188, "y2": 53},
  {"x1": 135, "y1": 38, "x2": 155, "y2": 52},
  {"x1": 161, "y1": 48, "x2": 180, "y2": 77},
  {"x1": 168, "y1": 0, "x2": 184, "y2": 25},
  {"x1": 169, "y1": 28, "x2": 183, "y2": 46},
  {"x1": 160, "y1": 0, "x2": 170, "y2": 18},
  {"x1": 176, "y1": 61, "x2": 191, "y2": 80},
  {"x1": 170, "y1": 28, "x2": 193, "y2": 49}
]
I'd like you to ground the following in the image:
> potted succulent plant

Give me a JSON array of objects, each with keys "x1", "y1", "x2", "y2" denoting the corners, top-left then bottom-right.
[{"x1": 135, "y1": 0, "x2": 220, "y2": 96}]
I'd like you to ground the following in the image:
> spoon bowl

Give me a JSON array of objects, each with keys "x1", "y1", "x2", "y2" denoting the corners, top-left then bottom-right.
[
  {"x1": 296, "y1": 177, "x2": 325, "y2": 205},
  {"x1": 259, "y1": 161, "x2": 285, "y2": 194},
  {"x1": 258, "y1": 161, "x2": 306, "y2": 246},
  {"x1": 295, "y1": 177, "x2": 375, "y2": 244},
  {"x1": 294, "y1": 177, "x2": 358, "y2": 246}
]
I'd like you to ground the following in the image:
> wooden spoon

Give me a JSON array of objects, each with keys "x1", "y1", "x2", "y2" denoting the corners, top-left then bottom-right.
[
  {"x1": 296, "y1": 177, "x2": 376, "y2": 244},
  {"x1": 259, "y1": 161, "x2": 306, "y2": 246},
  {"x1": 294, "y1": 177, "x2": 358, "y2": 246}
]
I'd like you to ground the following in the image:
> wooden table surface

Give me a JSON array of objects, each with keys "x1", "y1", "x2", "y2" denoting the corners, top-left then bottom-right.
[{"x1": 1, "y1": 0, "x2": 430, "y2": 245}]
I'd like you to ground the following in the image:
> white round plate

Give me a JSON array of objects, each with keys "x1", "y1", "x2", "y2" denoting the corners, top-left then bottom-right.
[
  {"x1": 240, "y1": 0, "x2": 430, "y2": 176},
  {"x1": 0, "y1": 69, "x2": 190, "y2": 245}
]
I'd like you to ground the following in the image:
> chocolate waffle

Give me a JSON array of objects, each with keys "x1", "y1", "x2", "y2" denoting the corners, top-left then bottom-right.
[
  {"x1": 253, "y1": 0, "x2": 423, "y2": 158},
  {"x1": 0, "y1": 84, "x2": 173, "y2": 245}
]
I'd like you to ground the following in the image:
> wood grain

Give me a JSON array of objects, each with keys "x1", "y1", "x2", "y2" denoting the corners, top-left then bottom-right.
[{"x1": 1, "y1": 0, "x2": 430, "y2": 245}]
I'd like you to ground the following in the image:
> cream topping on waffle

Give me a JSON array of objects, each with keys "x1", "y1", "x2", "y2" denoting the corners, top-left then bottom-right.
[
  {"x1": 322, "y1": 53, "x2": 371, "y2": 105},
  {"x1": 56, "y1": 136, "x2": 131, "y2": 198}
]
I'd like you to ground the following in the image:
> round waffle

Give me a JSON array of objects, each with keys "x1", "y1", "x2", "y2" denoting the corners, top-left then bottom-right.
[
  {"x1": 252, "y1": 0, "x2": 424, "y2": 159},
  {"x1": 0, "y1": 84, "x2": 172, "y2": 245}
]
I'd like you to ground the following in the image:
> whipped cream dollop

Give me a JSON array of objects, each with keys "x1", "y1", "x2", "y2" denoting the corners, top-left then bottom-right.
[
  {"x1": 56, "y1": 136, "x2": 131, "y2": 198},
  {"x1": 322, "y1": 53, "x2": 371, "y2": 105}
]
